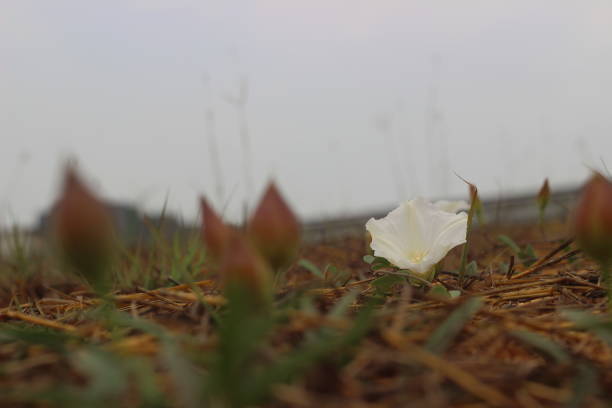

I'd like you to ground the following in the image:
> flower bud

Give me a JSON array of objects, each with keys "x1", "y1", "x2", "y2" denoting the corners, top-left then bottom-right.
[
  {"x1": 468, "y1": 183, "x2": 484, "y2": 225},
  {"x1": 248, "y1": 182, "x2": 301, "y2": 270},
  {"x1": 53, "y1": 166, "x2": 115, "y2": 291},
  {"x1": 537, "y1": 178, "x2": 550, "y2": 220},
  {"x1": 219, "y1": 232, "x2": 271, "y2": 307},
  {"x1": 573, "y1": 173, "x2": 612, "y2": 265},
  {"x1": 537, "y1": 178, "x2": 550, "y2": 210},
  {"x1": 200, "y1": 197, "x2": 231, "y2": 261}
]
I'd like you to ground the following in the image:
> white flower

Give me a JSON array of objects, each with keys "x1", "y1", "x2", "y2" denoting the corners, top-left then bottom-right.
[
  {"x1": 365, "y1": 197, "x2": 468, "y2": 277},
  {"x1": 434, "y1": 200, "x2": 470, "y2": 214}
]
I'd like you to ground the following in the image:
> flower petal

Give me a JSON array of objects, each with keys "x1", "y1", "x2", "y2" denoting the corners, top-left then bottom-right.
[
  {"x1": 366, "y1": 199, "x2": 433, "y2": 267},
  {"x1": 411, "y1": 198, "x2": 460, "y2": 248},
  {"x1": 366, "y1": 216, "x2": 409, "y2": 268},
  {"x1": 366, "y1": 197, "x2": 468, "y2": 278},
  {"x1": 424, "y1": 213, "x2": 468, "y2": 266},
  {"x1": 434, "y1": 200, "x2": 470, "y2": 213},
  {"x1": 403, "y1": 259, "x2": 433, "y2": 276}
]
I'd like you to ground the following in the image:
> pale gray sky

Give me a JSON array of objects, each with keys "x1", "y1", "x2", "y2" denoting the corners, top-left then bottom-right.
[{"x1": 1, "y1": 1, "x2": 612, "y2": 227}]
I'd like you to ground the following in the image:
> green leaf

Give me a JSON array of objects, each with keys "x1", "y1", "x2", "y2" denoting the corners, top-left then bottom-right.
[
  {"x1": 362, "y1": 255, "x2": 376, "y2": 264},
  {"x1": 324, "y1": 264, "x2": 352, "y2": 286},
  {"x1": 497, "y1": 236, "x2": 537, "y2": 266},
  {"x1": 523, "y1": 244, "x2": 537, "y2": 260},
  {"x1": 371, "y1": 274, "x2": 405, "y2": 295},
  {"x1": 242, "y1": 301, "x2": 375, "y2": 404},
  {"x1": 448, "y1": 290, "x2": 462, "y2": 299},
  {"x1": 465, "y1": 260, "x2": 479, "y2": 277},
  {"x1": 72, "y1": 348, "x2": 127, "y2": 402},
  {"x1": 299, "y1": 296, "x2": 318, "y2": 315},
  {"x1": 499, "y1": 262, "x2": 509, "y2": 275},
  {"x1": 370, "y1": 257, "x2": 392, "y2": 271},
  {"x1": 324, "y1": 264, "x2": 338, "y2": 276},
  {"x1": 328, "y1": 290, "x2": 359, "y2": 318},
  {"x1": 429, "y1": 284, "x2": 451, "y2": 299},
  {"x1": 298, "y1": 259, "x2": 324, "y2": 278},
  {"x1": 124, "y1": 357, "x2": 168, "y2": 408},
  {"x1": 161, "y1": 339, "x2": 204, "y2": 408},
  {"x1": 497, "y1": 235, "x2": 521, "y2": 254},
  {"x1": 0, "y1": 324, "x2": 76, "y2": 352},
  {"x1": 509, "y1": 330, "x2": 570, "y2": 364},
  {"x1": 106, "y1": 309, "x2": 166, "y2": 338},
  {"x1": 566, "y1": 363, "x2": 598, "y2": 408},
  {"x1": 562, "y1": 310, "x2": 612, "y2": 345},
  {"x1": 425, "y1": 297, "x2": 483, "y2": 354},
  {"x1": 517, "y1": 244, "x2": 537, "y2": 266}
]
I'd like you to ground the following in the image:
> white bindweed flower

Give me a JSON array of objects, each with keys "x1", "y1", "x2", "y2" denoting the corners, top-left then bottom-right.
[
  {"x1": 434, "y1": 200, "x2": 470, "y2": 214},
  {"x1": 366, "y1": 197, "x2": 468, "y2": 278}
]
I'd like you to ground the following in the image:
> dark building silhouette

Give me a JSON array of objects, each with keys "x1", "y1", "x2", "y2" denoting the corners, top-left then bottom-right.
[{"x1": 37, "y1": 201, "x2": 182, "y2": 246}]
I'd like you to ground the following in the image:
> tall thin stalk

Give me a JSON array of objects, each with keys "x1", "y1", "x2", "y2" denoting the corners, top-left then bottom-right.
[
  {"x1": 202, "y1": 75, "x2": 225, "y2": 206},
  {"x1": 458, "y1": 184, "x2": 478, "y2": 286},
  {"x1": 205, "y1": 108, "x2": 225, "y2": 206},
  {"x1": 225, "y1": 77, "x2": 253, "y2": 221},
  {"x1": 375, "y1": 113, "x2": 406, "y2": 201}
]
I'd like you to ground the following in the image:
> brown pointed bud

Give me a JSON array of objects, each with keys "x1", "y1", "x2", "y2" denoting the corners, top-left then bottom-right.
[
  {"x1": 248, "y1": 182, "x2": 301, "y2": 270},
  {"x1": 468, "y1": 183, "x2": 478, "y2": 203},
  {"x1": 53, "y1": 166, "x2": 115, "y2": 291},
  {"x1": 573, "y1": 173, "x2": 612, "y2": 265},
  {"x1": 200, "y1": 197, "x2": 231, "y2": 261},
  {"x1": 468, "y1": 183, "x2": 484, "y2": 224},
  {"x1": 219, "y1": 232, "x2": 271, "y2": 307},
  {"x1": 469, "y1": 184, "x2": 481, "y2": 209},
  {"x1": 537, "y1": 178, "x2": 550, "y2": 214}
]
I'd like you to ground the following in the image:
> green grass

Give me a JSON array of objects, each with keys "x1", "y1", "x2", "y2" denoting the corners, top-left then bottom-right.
[{"x1": 1, "y1": 221, "x2": 612, "y2": 407}]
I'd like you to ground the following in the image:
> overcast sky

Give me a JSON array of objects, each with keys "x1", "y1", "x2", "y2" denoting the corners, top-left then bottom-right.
[{"x1": 1, "y1": 1, "x2": 612, "y2": 227}]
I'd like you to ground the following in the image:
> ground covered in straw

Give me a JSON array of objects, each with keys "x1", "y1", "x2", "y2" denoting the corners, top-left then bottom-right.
[{"x1": 1, "y1": 222, "x2": 611, "y2": 407}]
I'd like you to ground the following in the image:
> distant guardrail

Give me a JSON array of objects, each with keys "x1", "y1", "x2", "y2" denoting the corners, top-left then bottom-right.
[
  {"x1": 0, "y1": 187, "x2": 582, "y2": 252},
  {"x1": 302, "y1": 187, "x2": 580, "y2": 242}
]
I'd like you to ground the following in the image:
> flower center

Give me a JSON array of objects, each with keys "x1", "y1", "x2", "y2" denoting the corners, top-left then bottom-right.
[{"x1": 407, "y1": 251, "x2": 426, "y2": 263}]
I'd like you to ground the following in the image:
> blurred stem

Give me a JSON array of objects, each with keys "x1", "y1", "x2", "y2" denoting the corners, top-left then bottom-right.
[
  {"x1": 458, "y1": 200, "x2": 476, "y2": 287},
  {"x1": 538, "y1": 208, "x2": 547, "y2": 240},
  {"x1": 215, "y1": 284, "x2": 273, "y2": 407},
  {"x1": 99, "y1": 293, "x2": 116, "y2": 311},
  {"x1": 88, "y1": 263, "x2": 116, "y2": 318},
  {"x1": 91, "y1": 268, "x2": 113, "y2": 300},
  {"x1": 603, "y1": 262, "x2": 612, "y2": 312},
  {"x1": 426, "y1": 264, "x2": 437, "y2": 282},
  {"x1": 273, "y1": 266, "x2": 287, "y2": 289}
]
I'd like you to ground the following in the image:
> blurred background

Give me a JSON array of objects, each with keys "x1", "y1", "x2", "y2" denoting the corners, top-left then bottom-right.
[{"x1": 1, "y1": 0, "x2": 612, "y2": 229}]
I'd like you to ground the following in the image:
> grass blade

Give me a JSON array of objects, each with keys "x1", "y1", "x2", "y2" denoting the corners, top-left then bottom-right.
[
  {"x1": 510, "y1": 330, "x2": 570, "y2": 364},
  {"x1": 425, "y1": 297, "x2": 482, "y2": 354}
]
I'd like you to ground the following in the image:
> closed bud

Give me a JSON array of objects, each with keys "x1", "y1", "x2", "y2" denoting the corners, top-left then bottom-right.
[
  {"x1": 200, "y1": 197, "x2": 231, "y2": 261},
  {"x1": 54, "y1": 166, "x2": 115, "y2": 292},
  {"x1": 573, "y1": 173, "x2": 612, "y2": 265},
  {"x1": 468, "y1": 184, "x2": 478, "y2": 202},
  {"x1": 537, "y1": 178, "x2": 550, "y2": 210},
  {"x1": 468, "y1": 183, "x2": 484, "y2": 225},
  {"x1": 248, "y1": 182, "x2": 301, "y2": 270},
  {"x1": 537, "y1": 178, "x2": 550, "y2": 218},
  {"x1": 469, "y1": 184, "x2": 480, "y2": 208},
  {"x1": 219, "y1": 232, "x2": 271, "y2": 307}
]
